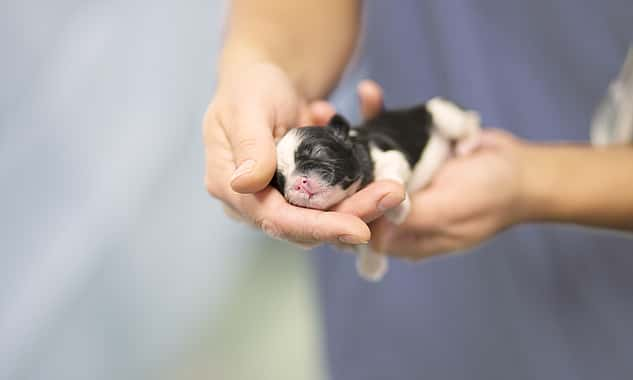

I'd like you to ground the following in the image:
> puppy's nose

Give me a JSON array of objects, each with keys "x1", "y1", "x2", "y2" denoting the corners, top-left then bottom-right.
[{"x1": 293, "y1": 176, "x2": 316, "y2": 195}]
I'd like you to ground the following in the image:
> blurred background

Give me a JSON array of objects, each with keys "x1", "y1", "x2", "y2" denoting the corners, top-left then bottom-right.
[{"x1": 1, "y1": 1, "x2": 326, "y2": 379}]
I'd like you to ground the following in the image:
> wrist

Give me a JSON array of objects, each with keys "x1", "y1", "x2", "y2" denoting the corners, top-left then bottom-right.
[
  {"x1": 515, "y1": 142, "x2": 612, "y2": 226},
  {"x1": 514, "y1": 142, "x2": 560, "y2": 224},
  {"x1": 517, "y1": 143, "x2": 633, "y2": 231},
  {"x1": 218, "y1": 42, "x2": 287, "y2": 83},
  {"x1": 218, "y1": 39, "x2": 323, "y2": 100}
]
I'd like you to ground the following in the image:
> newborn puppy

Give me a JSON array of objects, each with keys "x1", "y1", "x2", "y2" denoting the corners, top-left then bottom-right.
[
  {"x1": 273, "y1": 115, "x2": 372, "y2": 210},
  {"x1": 272, "y1": 98, "x2": 481, "y2": 281}
]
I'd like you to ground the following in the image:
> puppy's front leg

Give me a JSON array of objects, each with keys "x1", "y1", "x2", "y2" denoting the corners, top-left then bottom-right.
[
  {"x1": 356, "y1": 148, "x2": 412, "y2": 282},
  {"x1": 370, "y1": 148, "x2": 414, "y2": 224},
  {"x1": 356, "y1": 100, "x2": 482, "y2": 282}
]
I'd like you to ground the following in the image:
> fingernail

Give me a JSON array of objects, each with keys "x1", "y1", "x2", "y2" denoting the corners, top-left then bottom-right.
[
  {"x1": 230, "y1": 160, "x2": 256, "y2": 182},
  {"x1": 338, "y1": 235, "x2": 368, "y2": 245},
  {"x1": 378, "y1": 192, "x2": 405, "y2": 211}
]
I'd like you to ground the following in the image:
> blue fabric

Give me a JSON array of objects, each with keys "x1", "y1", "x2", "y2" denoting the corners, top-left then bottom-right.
[{"x1": 317, "y1": 1, "x2": 633, "y2": 379}]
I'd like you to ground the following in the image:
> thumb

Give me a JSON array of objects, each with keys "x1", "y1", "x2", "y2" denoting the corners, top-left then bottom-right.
[{"x1": 226, "y1": 104, "x2": 277, "y2": 194}]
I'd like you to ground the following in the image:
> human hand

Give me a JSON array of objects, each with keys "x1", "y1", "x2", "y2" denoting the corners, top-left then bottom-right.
[
  {"x1": 203, "y1": 63, "x2": 404, "y2": 247},
  {"x1": 370, "y1": 128, "x2": 529, "y2": 260}
]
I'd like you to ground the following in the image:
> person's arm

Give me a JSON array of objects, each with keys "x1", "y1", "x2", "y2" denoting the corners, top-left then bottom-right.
[
  {"x1": 205, "y1": 1, "x2": 406, "y2": 248},
  {"x1": 520, "y1": 144, "x2": 633, "y2": 231},
  {"x1": 219, "y1": 0, "x2": 361, "y2": 100},
  {"x1": 372, "y1": 136, "x2": 633, "y2": 260}
]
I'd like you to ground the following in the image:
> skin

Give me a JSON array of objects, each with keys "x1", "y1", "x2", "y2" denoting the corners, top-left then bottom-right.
[
  {"x1": 203, "y1": 0, "x2": 404, "y2": 247},
  {"x1": 206, "y1": 0, "x2": 633, "y2": 257}
]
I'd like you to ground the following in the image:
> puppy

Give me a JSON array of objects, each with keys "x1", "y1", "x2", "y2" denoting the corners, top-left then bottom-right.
[{"x1": 272, "y1": 98, "x2": 481, "y2": 281}]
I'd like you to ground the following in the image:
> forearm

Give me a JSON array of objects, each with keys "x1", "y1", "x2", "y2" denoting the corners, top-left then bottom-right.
[
  {"x1": 219, "y1": 0, "x2": 361, "y2": 99},
  {"x1": 519, "y1": 143, "x2": 633, "y2": 231}
]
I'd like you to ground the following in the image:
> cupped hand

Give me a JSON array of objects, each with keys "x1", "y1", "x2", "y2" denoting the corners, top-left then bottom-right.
[
  {"x1": 370, "y1": 128, "x2": 529, "y2": 260},
  {"x1": 203, "y1": 63, "x2": 404, "y2": 247}
]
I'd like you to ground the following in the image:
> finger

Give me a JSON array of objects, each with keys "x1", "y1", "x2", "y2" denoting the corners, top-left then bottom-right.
[
  {"x1": 477, "y1": 128, "x2": 519, "y2": 149},
  {"x1": 334, "y1": 180, "x2": 405, "y2": 223},
  {"x1": 308, "y1": 100, "x2": 336, "y2": 125},
  {"x1": 395, "y1": 189, "x2": 445, "y2": 232},
  {"x1": 237, "y1": 187, "x2": 371, "y2": 245},
  {"x1": 369, "y1": 218, "x2": 443, "y2": 260},
  {"x1": 455, "y1": 133, "x2": 483, "y2": 156},
  {"x1": 288, "y1": 239, "x2": 321, "y2": 250},
  {"x1": 224, "y1": 101, "x2": 277, "y2": 194},
  {"x1": 357, "y1": 80, "x2": 384, "y2": 120},
  {"x1": 222, "y1": 202, "x2": 243, "y2": 222},
  {"x1": 368, "y1": 217, "x2": 396, "y2": 253},
  {"x1": 380, "y1": 230, "x2": 455, "y2": 261}
]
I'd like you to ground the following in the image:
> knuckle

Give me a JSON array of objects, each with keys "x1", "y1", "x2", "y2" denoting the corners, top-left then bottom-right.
[
  {"x1": 256, "y1": 217, "x2": 285, "y2": 241},
  {"x1": 310, "y1": 228, "x2": 324, "y2": 242},
  {"x1": 201, "y1": 102, "x2": 221, "y2": 139},
  {"x1": 205, "y1": 176, "x2": 222, "y2": 198},
  {"x1": 235, "y1": 137, "x2": 259, "y2": 153},
  {"x1": 309, "y1": 213, "x2": 328, "y2": 241},
  {"x1": 222, "y1": 203, "x2": 244, "y2": 221}
]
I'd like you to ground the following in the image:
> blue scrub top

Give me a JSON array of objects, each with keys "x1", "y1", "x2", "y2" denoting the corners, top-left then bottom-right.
[{"x1": 317, "y1": 1, "x2": 633, "y2": 379}]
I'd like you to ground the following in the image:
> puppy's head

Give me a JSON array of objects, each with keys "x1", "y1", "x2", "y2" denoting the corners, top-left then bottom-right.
[{"x1": 272, "y1": 115, "x2": 362, "y2": 210}]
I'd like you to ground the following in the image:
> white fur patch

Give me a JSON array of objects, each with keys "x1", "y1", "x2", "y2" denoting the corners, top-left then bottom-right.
[
  {"x1": 368, "y1": 145, "x2": 414, "y2": 224},
  {"x1": 427, "y1": 97, "x2": 481, "y2": 140},
  {"x1": 369, "y1": 145, "x2": 412, "y2": 185},
  {"x1": 407, "y1": 131, "x2": 451, "y2": 192},
  {"x1": 275, "y1": 129, "x2": 300, "y2": 181},
  {"x1": 356, "y1": 145, "x2": 412, "y2": 281}
]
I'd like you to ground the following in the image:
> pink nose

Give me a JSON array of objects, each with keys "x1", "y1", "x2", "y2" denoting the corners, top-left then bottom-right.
[{"x1": 294, "y1": 177, "x2": 316, "y2": 195}]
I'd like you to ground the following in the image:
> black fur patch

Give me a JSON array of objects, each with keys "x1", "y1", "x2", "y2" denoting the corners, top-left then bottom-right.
[
  {"x1": 328, "y1": 114, "x2": 352, "y2": 140},
  {"x1": 270, "y1": 170, "x2": 286, "y2": 194},
  {"x1": 294, "y1": 126, "x2": 366, "y2": 189},
  {"x1": 354, "y1": 105, "x2": 432, "y2": 167}
]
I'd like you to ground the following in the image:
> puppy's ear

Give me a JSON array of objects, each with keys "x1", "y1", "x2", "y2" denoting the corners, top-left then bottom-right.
[{"x1": 327, "y1": 114, "x2": 351, "y2": 140}]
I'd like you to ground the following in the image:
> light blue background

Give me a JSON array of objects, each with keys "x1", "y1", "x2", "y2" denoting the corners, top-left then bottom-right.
[{"x1": 1, "y1": 2, "x2": 323, "y2": 379}]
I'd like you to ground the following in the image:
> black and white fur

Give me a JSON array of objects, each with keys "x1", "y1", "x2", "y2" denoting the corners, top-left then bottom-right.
[{"x1": 272, "y1": 97, "x2": 481, "y2": 281}]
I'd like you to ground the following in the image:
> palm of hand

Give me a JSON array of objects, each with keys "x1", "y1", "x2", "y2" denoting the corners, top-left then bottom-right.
[{"x1": 204, "y1": 70, "x2": 401, "y2": 247}]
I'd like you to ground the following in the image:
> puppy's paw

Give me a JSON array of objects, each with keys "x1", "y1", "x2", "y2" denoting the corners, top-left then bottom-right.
[
  {"x1": 428, "y1": 97, "x2": 481, "y2": 140},
  {"x1": 356, "y1": 247, "x2": 389, "y2": 282}
]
